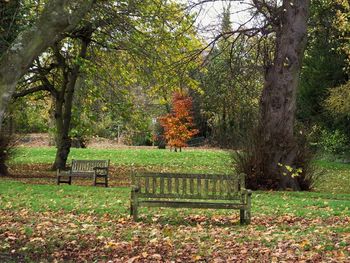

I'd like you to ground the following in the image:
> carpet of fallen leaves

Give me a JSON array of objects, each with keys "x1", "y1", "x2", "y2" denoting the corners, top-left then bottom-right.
[
  {"x1": 1, "y1": 209, "x2": 350, "y2": 262},
  {"x1": 3, "y1": 163, "x2": 350, "y2": 262}
]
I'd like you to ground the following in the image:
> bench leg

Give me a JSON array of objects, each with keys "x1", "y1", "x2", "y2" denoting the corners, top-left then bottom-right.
[
  {"x1": 93, "y1": 175, "x2": 96, "y2": 186},
  {"x1": 245, "y1": 209, "x2": 251, "y2": 224},
  {"x1": 240, "y1": 209, "x2": 245, "y2": 224},
  {"x1": 130, "y1": 202, "x2": 138, "y2": 221},
  {"x1": 132, "y1": 205, "x2": 138, "y2": 221},
  {"x1": 57, "y1": 175, "x2": 72, "y2": 185},
  {"x1": 130, "y1": 188, "x2": 138, "y2": 221},
  {"x1": 105, "y1": 176, "x2": 108, "y2": 187}
]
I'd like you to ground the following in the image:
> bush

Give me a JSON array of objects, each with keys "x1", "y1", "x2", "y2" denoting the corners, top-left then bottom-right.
[
  {"x1": 319, "y1": 129, "x2": 349, "y2": 156},
  {"x1": 233, "y1": 127, "x2": 317, "y2": 191}
]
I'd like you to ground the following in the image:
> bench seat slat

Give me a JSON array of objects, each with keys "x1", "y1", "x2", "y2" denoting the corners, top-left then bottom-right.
[
  {"x1": 137, "y1": 193, "x2": 240, "y2": 200},
  {"x1": 135, "y1": 173, "x2": 237, "y2": 180},
  {"x1": 138, "y1": 200, "x2": 246, "y2": 209}
]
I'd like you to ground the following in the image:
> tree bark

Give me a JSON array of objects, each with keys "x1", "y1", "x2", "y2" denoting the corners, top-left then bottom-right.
[
  {"x1": 52, "y1": 75, "x2": 82, "y2": 170},
  {"x1": 0, "y1": 0, "x2": 95, "y2": 130},
  {"x1": 259, "y1": 0, "x2": 310, "y2": 190}
]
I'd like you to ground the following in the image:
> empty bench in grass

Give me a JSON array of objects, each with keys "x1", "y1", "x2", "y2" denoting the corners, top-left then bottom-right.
[
  {"x1": 57, "y1": 159, "x2": 110, "y2": 187},
  {"x1": 130, "y1": 172, "x2": 252, "y2": 224}
]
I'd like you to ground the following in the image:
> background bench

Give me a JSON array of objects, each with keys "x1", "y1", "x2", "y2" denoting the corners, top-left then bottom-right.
[
  {"x1": 57, "y1": 159, "x2": 110, "y2": 187},
  {"x1": 130, "y1": 172, "x2": 252, "y2": 224}
]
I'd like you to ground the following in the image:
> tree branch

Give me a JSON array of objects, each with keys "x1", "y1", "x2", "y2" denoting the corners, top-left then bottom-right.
[{"x1": 12, "y1": 85, "x2": 53, "y2": 99}]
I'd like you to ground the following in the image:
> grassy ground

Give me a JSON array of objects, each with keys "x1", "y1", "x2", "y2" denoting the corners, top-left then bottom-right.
[
  {"x1": 1, "y1": 147, "x2": 350, "y2": 262},
  {"x1": 11, "y1": 147, "x2": 231, "y2": 174}
]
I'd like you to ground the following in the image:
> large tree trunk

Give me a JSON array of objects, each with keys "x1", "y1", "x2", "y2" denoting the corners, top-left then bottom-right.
[
  {"x1": 259, "y1": 0, "x2": 310, "y2": 190},
  {"x1": 0, "y1": 0, "x2": 95, "y2": 130}
]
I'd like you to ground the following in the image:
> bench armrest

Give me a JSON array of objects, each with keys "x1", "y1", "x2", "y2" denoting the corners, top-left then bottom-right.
[
  {"x1": 57, "y1": 169, "x2": 71, "y2": 176},
  {"x1": 131, "y1": 185, "x2": 140, "y2": 192},
  {"x1": 93, "y1": 167, "x2": 108, "y2": 176},
  {"x1": 241, "y1": 188, "x2": 252, "y2": 195},
  {"x1": 93, "y1": 167, "x2": 108, "y2": 171},
  {"x1": 241, "y1": 188, "x2": 252, "y2": 204}
]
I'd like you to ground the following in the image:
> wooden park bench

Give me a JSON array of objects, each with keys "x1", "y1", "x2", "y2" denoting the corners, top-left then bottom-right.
[
  {"x1": 57, "y1": 159, "x2": 110, "y2": 187},
  {"x1": 130, "y1": 172, "x2": 252, "y2": 224}
]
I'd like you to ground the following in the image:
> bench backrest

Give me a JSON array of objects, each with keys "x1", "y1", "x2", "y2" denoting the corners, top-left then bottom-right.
[
  {"x1": 71, "y1": 160, "x2": 109, "y2": 172},
  {"x1": 132, "y1": 172, "x2": 245, "y2": 200}
]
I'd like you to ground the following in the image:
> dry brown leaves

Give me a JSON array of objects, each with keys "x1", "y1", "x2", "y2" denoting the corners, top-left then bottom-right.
[{"x1": 0, "y1": 210, "x2": 349, "y2": 262}]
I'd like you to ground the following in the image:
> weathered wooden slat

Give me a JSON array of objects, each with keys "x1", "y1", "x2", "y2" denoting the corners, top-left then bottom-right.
[
  {"x1": 212, "y1": 178, "x2": 217, "y2": 197},
  {"x1": 137, "y1": 192, "x2": 241, "y2": 200},
  {"x1": 138, "y1": 200, "x2": 245, "y2": 209},
  {"x1": 145, "y1": 177, "x2": 150, "y2": 194},
  {"x1": 197, "y1": 178, "x2": 201, "y2": 198},
  {"x1": 160, "y1": 177, "x2": 165, "y2": 194},
  {"x1": 71, "y1": 160, "x2": 109, "y2": 172},
  {"x1": 134, "y1": 173, "x2": 236, "y2": 180},
  {"x1": 167, "y1": 176, "x2": 172, "y2": 194},
  {"x1": 183, "y1": 178, "x2": 187, "y2": 195},
  {"x1": 205, "y1": 179, "x2": 209, "y2": 197},
  {"x1": 190, "y1": 178, "x2": 194, "y2": 195},
  {"x1": 152, "y1": 177, "x2": 156, "y2": 194},
  {"x1": 175, "y1": 178, "x2": 179, "y2": 194}
]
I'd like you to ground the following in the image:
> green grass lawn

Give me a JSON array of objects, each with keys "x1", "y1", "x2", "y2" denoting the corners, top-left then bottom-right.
[
  {"x1": 1, "y1": 147, "x2": 350, "y2": 261},
  {"x1": 1, "y1": 180, "x2": 350, "y2": 219},
  {"x1": 12, "y1": 147, "x2": 232, "y2": 174},
  {"x1": 10, "y1": 146, "x2": 350, "y2": 192}
]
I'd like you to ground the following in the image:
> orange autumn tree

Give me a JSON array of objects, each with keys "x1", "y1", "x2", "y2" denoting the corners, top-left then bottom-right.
[{"x1": 159, "y1": 92, "x2": 198, "y2": 152}]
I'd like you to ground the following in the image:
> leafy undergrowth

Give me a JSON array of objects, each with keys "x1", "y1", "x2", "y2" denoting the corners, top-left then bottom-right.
[{"x1": 1, "y1": 181, "x2": 350, "y2": 261}]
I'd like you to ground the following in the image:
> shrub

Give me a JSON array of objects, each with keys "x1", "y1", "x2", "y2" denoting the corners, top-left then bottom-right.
[
  {"x1": 319, "y1": 129, "x2": 349, "y2": 156},
  {"x1": 233, "y1": 127, "x2": 317, "y2": 191}
]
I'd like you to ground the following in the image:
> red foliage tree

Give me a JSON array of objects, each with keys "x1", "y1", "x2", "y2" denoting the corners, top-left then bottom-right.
[{"x1": 159, "y1": 92, "x2": 198, "y2": 151}]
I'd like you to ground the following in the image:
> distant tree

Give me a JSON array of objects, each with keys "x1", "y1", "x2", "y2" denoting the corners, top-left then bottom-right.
[
  {"x1": 297, "y1": 0, "x2": 348, "y2": 126},
  {"x1": 0, "y1": 0, "x2": 20, "y2": 56},
  {"x1": 200, "y1": 5, "x2": 263, "y2": 147},
  {"x1": 334, "y1": 0, "x2": 350, "y2": 68},
  {"x1": 160, "y1": 92, "x2": 198, "y2": 152},
  {"x1": 0, "y1": 0, "x2": 95, "y2": 130}
]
